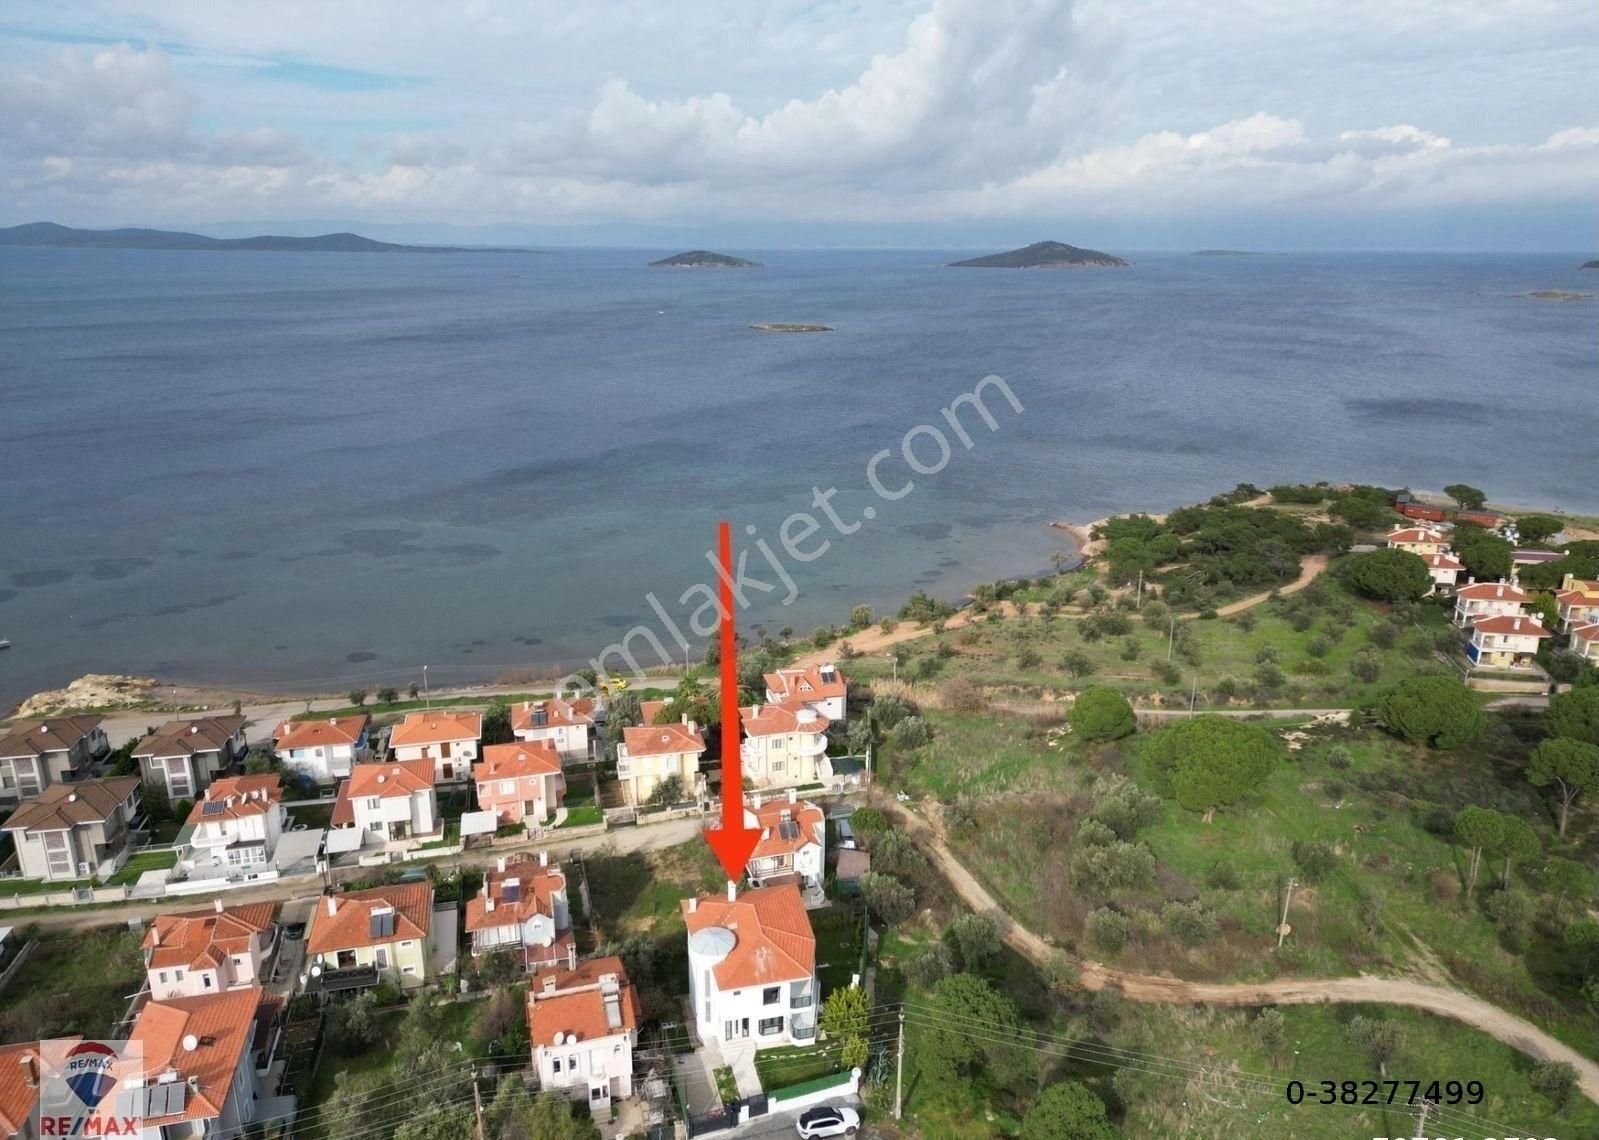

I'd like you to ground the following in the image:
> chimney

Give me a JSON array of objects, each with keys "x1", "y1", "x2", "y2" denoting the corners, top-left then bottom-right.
[
  {"x1": 150, "y1": 925, "x2": 161, "y2": 946},
  {"x1": 1514, "y1": 618, "x2": 1522, "y2": 631},
  {"x1": 497, "y1": 856, "x2": 507, "y2": 874},
  {"x1": 486, "y1": 896, "x2": 495, "y2": 913},
  {"x1": 753, "y1": 793, "x2": 763, "y2": 811},
  {"x1": 567, "y1": 942, "x2": 578, "y2": 969},
  {"x1": 19, "y1": 1052, "x2": 38, "y2": 1089},
  {"x1": 542, "y1": 974, "x2": 557, "y2": 993},
  {"x1": 1495, "y1": 585, "x2": 1503, "y2": 598},
  {"x1": 1467, "y1": 575, "x2": 1475, "y2": 585},
  {"x1": 538, "y1": 850, "x2": 549, "y2": 867},
  {"x1": 726, "y1": 880, "x2": 737, "y2": 903},
  {"x1": 325, "y1": 895, "x2": 338, "y2": 918},
  {"x1": 787, "y1": 787, "x2": 797, "y2": 805},
  {"x1": 687, "y1": 897, "x2": 697, "y2": 914},
  {"x1": 213, "y1": 898, "x2": 224, "y2": 914}
]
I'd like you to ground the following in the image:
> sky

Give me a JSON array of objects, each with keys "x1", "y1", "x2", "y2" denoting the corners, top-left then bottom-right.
[{"x1": 1, "y1": 0, "x2": 1596, "y2": 249}]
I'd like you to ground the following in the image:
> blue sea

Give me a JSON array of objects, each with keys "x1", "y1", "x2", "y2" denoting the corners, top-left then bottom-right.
[{"x1": 0, "y1": 246, "x2": 1594, "y2": 706}]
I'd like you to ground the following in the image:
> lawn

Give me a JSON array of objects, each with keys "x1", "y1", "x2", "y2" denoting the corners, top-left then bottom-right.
[
  {"x1": 558, "y1": 790, "x2": 603, "y2": 828},
  {"x1": 753, "y1": 1042, "x2": 850, "y2": 1094},
  {"x1": 289, "y1": 802, "x2": 335, "y2": 830},
  {"x1": 0, "y1": 926, "x2": 144, "y2": 1043},
  {"x1": 107, "y1": 848, "x2": 178, "y2": 886},
  {"x1": 0, "y1": 875, "x2": 91, "y2": 898},
  {"x1": 810, "y1": 904, "x2": 866, "y2": 997}
]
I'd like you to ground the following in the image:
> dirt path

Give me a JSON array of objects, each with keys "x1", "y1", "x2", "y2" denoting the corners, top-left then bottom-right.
[
  {"x1": 1211, "y1": 553, "x2": 1329, "y2": 617},
  {"x1": 895, "y1": 802, "x2": 1599, "y2": 1104}
]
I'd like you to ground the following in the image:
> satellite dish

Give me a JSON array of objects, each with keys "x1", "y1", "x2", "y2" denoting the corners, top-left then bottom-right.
[
  {"x1": 310, "y1": 964, "x2": 322, "y2": 977},
  {"x1": 181, "y1": 1034, "x2": 199, "y2": 1052},
  {"x1": 551, "y1": 1033, "x2": 562, "y2": 1046}
]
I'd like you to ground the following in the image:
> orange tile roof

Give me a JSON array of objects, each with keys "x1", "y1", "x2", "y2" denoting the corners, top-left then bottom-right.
[
  {"x1": 127, "y1": 987, "x2": 262, "y2": 1125},
  {"x1": 1569, "y1": 622, "x2": 1599, "y2": 643},
  {"x1": 1386, "y1": 527, "x2": 1448, "y2": 544},
  {"x1": 748, "y1": 798, "x2": 825, "y2": 861},
  {"x1": 0, "y1": 1040, "x2": 71, "y2": 1135},
  {"x1": 330, "y1": 759, "x2": 435, "y2": 825},
  {"x1": 305, "y1": 883, "x2": 432, "y2": 954},
  {"x1": 1555, "y1": 588, "x2": 1599, "y2": 607},
  {"x1": 464, "y1": 853, "x2": 566, "y2": 932},
  {"x1": 740, "y1": 703, "x2": 830, "y2": 737},
  {"x1": 1422, "y1": 552, "x2": 1464, "y2": 571},
  {"x1": 0, "y1": 716, "x2": 103, "y2": 759},
  {"x1": 389, "y1": 711, "x2": 482, "y2": 748},
  {"x1": 3, "y1": 776, "x2": 139, "y2": 833},
  {"x1": 510, "y1": 697, "x2": 595, "y2": 733},
  {"x1": 621, "y1": 720, "x2": 705, "y2": 758},
  {"x1": 638, "y1": 699, "x2": 671, "y2": 724},
  {"x1": 144, "y1": 902, "x2": 277, "y2": 971},
  {"x1": 186, "y1": 774, "x2": 282, "y2": 823},
  {"x1": 1470, "y1": 615, "x2": 1550, "y2": 637},
  {"x1": 134, "y1": 717, "x2": 245, "y2": 759},
  {"x1": 476, "y1": 742, "x2": 561, "y2": 782},
  {"x1": 272, "y1": 715, "x2": 369, "y2": 752},
  {"x1": 527, "y1": 957, "x2": 641, "y2": 1046},
  {"x1": 1455, "y1": 582, "x2": 1528, "y2": 602},
  {"x1": 764, "y1": 663, "x2": 847, "y2": 702},
  {"x1": 682, "y1": 883, "x2": 815, "y2": 988}
]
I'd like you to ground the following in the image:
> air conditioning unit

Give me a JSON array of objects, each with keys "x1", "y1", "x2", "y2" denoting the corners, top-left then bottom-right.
[{"x1": 77, "y1": 862, "x2": 91, "y2": 878}]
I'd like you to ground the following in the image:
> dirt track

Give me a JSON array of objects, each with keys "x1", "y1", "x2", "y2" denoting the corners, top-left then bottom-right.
[{"x1": 895, "y1": 803, "x2": 1599, "y2": 1104}]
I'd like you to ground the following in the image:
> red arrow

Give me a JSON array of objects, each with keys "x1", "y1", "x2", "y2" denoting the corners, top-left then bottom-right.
[{"x1": 704, "y1": 518, "x2": 761, "y2": 881}]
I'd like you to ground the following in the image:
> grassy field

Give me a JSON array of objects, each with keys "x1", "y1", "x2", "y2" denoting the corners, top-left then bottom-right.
[
  {"x1": 811, "y1": 903, "x2": 867, "y2": 997},
  {"x1": 0, "y1": 875, "x2": 91, "y2": 898},
  {"x1": 107, "y1": 848, "x2": 178, "y2": 885},
  {"x1": 0, "y1": 926, "x2": 143, "y2": 1043}
]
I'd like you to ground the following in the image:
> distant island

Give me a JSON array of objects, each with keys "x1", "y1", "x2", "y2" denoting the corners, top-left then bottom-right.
[
  {"x1": 750, "y1": 322, "x2": 830, "y2": 333},
  {"x1": 1582, "y1": 260, "x2": 1599, "y2": 270},
  {"x1": 649, "y1": 250, "x2": 761, "y2": 268},
  {"x1": 1193, "y1": 249, "x2": 1265, "y2": 256},
  {"x1": 1521, "y1": 289, "x2": 1593, "y2": 302},
  {"x1": 950, "y1": 240, "x2": 1128, "y2": 268},
  {"x1": 0, "y1": 221, "x2": 489, "y2": 253}
]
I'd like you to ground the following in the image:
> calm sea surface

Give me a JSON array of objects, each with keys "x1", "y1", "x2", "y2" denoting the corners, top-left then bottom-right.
[{"x1": 1, "y1": 247, "x2": 1594, "y2": 705}]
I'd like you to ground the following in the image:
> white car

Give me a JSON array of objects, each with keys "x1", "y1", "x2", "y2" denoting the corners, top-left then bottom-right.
[{"x1": 795, "y1": 1105, "x2": 860, "y2": 1138}]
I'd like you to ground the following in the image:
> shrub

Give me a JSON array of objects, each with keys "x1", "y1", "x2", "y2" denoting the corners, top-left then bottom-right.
[
  {"x1": 1484, "y1": 890, "x2": 1535, "y2": 952},
  {"x1": 1161, "y1": 900, "x2": 1219, "y2": 946},
  {"x1": 1529, "y1": 1061, "x2": 1578, "y2": 1111},
  {"x1": 1084, "y1": 907, "x2": 1130, "y2": 953},
  {"x1": 873, "y1": 829, "x2": 928, "y2": 882},
  {"x1": 1068, "y1": 686, "x2": 1137, "y2": 742},
  {"x1": 376, "y1": 686, "x2": 399, "y2": 705},
  {"x1": 1291, "y1": 840, "x2": 1337, "y2": 882},
  {"x1": 944, "y1": 913, "x2": 1002, "y2": 971},
  {"x1": 1206, "y1": 860, "x2": 1241, "y2": 890},
  {"x1": 1154, "y1": 660, "x2": 1182, "y2": 686},
  {"x1": 1324, "y1": 746, "x2": 1352, "y2": 770},
  {"x1": 1070, "y1": 840, "x2": 1156, "y2": 893},
  {"x1": 939, "y1": 677, "x2": 987, "y2": 714},
  {"x1": 1062, "y1": 649, "x2": 1095, "y2": 678},
  {"x1": 1088, "y1": 784, "x2": 1164, "y2": 840},
  {"x1": 1351, "y1": 651, "x2": 1381, "y2": 683},
  {"x1": 849, "y1": 807, "x2": 889, "y2": 843},
  {"x1": 904, "y1": 943, "x2": 954, "y2": 989},
  {"x1": 1074, "y1": 819, "x2": 1119, "y2": 849},
  {"x1": 1306, "y1": 636, "x2": 1330, "y2": 658},
  {"x1": 873, "y1": 694, "x2": 917, "y2": 730},
  {"x1": 1119, "y1": 637, "x2": 1141, "y2": 661},
  {"x1": 858, "y1": 872, "x2": 916, "y2": 925},
  {"x1": 1376, "y1": 675, "x2": 1485, "y2": 749},
  {"x1": 893, "y1": 716, "x2": 932, "y2": 750},
  {"x1": 1255, "y1": 1008, "x2": 1287, "y2": 1051}
]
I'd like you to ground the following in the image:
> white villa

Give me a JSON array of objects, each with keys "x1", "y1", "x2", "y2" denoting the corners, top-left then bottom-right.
[
  {"x1": 271, "y1": 715, "x2": 371, "y2": 784},
  {"x1": 1452, "y1": 581, "x2": 1529, "y2": 627},
  {"x1": 744, "y1": 792, "x2": 826, "y2": 896},
  {"x1": 143, "y1": 900, "x2": 277, "y2": 1000},
  {"x1": 1466, "y1": 614, "x2": 1551, "y2": 670},
  {"x1": 510, "y1": 697, "x2": 597, "y2": 763},
  {"x1": 181, "y1": 774, "x2": 286, "y2": 877},
  {"x1": 328, "y1": 759, "x2": 440, "y2": 848},
  {"x1": 527, "y1": 956, "x2": 641, "y2": 1114},
  {"x1": 739, "y1": 703, "x2": 831, "y2": 789},
  {"x1": 764, "y1": 663, "x2": 848, "y2": 722},
  {"x1": 463, "y1": 852, "x2": 575, "y2": 970},
  {"x1": 683, "y1": 883, "x2": 817, "y2": 1052},
  {"x1": 388, "y1": 711, "x2": 481, "y2": 783}
]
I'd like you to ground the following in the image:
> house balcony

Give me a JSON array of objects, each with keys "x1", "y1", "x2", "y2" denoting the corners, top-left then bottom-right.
[
  {"x1": 790, "y1": 1017, "x2": 816, "y2": 1042},
  {"x1": 791, "y1": 734, "x2": 828, "y2": 758}
]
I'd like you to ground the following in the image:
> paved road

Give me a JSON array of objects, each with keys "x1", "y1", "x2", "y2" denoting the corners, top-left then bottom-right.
[
  {"x1": 14, "y1": 815, "x2": 706, "y2": 932},
  {"x1": 893, "y1": 797, "x2": 1599, "y2": 1106}
]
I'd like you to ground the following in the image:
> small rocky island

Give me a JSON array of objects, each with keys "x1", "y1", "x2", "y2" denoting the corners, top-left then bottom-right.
[
  {"x1": 750, "y1": 322, "x2": 831, "y2": 333},
  {"x1": 1521, "y1": 290, "x2": 1593, "y2": 301},
  {"x1": 950, "y1": 240, "x2": 1128, "y2": 268},
  {"x1": 649, "y1": 250, "x2": 762, "y2": 268},
  {"x1": 1582, "y1": 260, "x2": 1599, "y2": 270}
]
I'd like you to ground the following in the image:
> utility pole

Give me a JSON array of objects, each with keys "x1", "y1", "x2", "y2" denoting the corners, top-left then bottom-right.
[
  {"x1": 1189, "y1": 673, "x2": 1198, "y2": 716},
  {"x1": 1167, "y1": 616, "x2": 1176, "y2": 661},
  {"x1": 894, "y1": 1009, "x2": 906, "y2": 1121},
  {"x1": 1136, "y1": 569, "x2": 1143, "y2": 609},
  {"x1": 1276, "y1": 877, "x2": 1298, "y2": 950},
  {"x1": 471, "y1": 1066, "x2": 485, "y2": 1140},
  {"x1": 423, "y1": 664, "x2": 430, "y2": 709},
  {"x1": 1415, "y1": 1094, "x2": 1436, "y2": 1137}
]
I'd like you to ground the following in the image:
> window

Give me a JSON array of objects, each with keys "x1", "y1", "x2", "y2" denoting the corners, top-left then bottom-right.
[
  {"x1": 402, "y1": 964, "x2": 418, "y2": 976},
  {"x1": 758, "y1": 1017, "x2": 784, "y2": 1036},
  {"x1": 772, "y1": 760, "x2": 784, "y2": 773},
  {"x1": 567, "y1": 1055, "x2": 577, "y2": 1073},
  {"x1": 174, "y1": 969, "x2": 185, "y2": 981},
  {"x1": 157, "y1": 971, "x2": 168, "y2": 984},
  {"x1": 552, "y1": 1059, "x2": 562, "y2": 1074},
  {"x1": 375, "y1": 947, "x2": 390, "y2": 969},
  {"x1": 42, "y1": 831, "x2": 72, "y2": 878},
  {"x1": 590, "y1": 1087, "x2": 605, "y2": 1102},
  {"x1": 364, "y1": 797, "x2": 380, "y2": 811},
  {"x1": 500, "y1": 780, "x2": 515, "y2": 795},
  {"x1": 762, "y1": 986, "x2": 781, "y2": 1006}
]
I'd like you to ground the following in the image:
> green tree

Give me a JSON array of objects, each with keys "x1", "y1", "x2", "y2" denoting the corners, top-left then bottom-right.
[
  {"x1": 1526, "y1": 737, "x2": 1599, "y2": 837},
  {"x1": 347, "y1": 688, "x2": 368, "y2": 707},
  {"x1": 893, "y1": 716, "x2": 932, "y2": 749},
  {"x1": 1566, "y1": 919, "x2": 1599, "y2": 979},
  {"x1": 820, "y1": 985, "x2": 870, "y2": 1067},
  {"x1": 407, "y1": 682, "x2": 421, "y2": 700},
  {"x1": 1543, "y1": 857, "x2": 1594, "y2": 919},
  {"x1": 1516, "y1": 514, "x2": 1564, "y2": 545},
  {"x1": 1495, "y1": 816, "x2": 1539, "y2": 888},
  {"x1": 644, "y1": 773, "x2": 685, "y2": 808},
  {"x1": 482, "y1": 700, "x2": 513, "y2": 744},
  {"x1": 1444, "y1": 484, "x2": 1487, "y2": 511},
  {"x1": 1546, "y1": 686, "x2": 1599, "y2": 745},
  {"x1": 858, "y1": 872, "x2": 916, "y2": 925},
  {"x1": 242, "y1": 748, "x2": 280, "y2": 775},
  {"x1": 377, "y1": 686, "x2": 399, "y2": 705},
  {"x1": 849, "y1": 604, "x2": 874, "y2": 630},
  {"x1": 1254, "y1": 1008, "x2": 1287, "y2": 1053},
  {"x1": 1529, "y1": 1061, "x2": 1578, "y2": 1112},
  {"x1": 1375, "y1": 675, "x2": 1485, "y2": 749},
  {"x1": 1347, "y1": 1014, "x2": 1402, "y2": 1077},
  {"x1": 522, "y1": 1096, "x2": 601, "y2": 1140},
  {"x1": 944, "y1": 913, "x2": 1002, "y2": 970},
  {"x1": 1344, "y1": 548, "x2": 1432, "y2": 602},
  {"x1": 1454, "y1": 806, "x2": 1506, "y2": 899},
  {"x1": 1068, "y1": 686, "x2": 1137, "y2": 742},
  {"x1": 848, "y1": 807, "x2": 889, "y2": 843},
  {"x1": 1144, "y1": 716, "x2": 1280, "y2": 821},
  {"x1": 1020, "y1": 1082, "x2": 1121, "y2": 1140},
  {"x1": 1450, "y1": 524, "x2": 1513, "y2": 581},
  {"x1": 915, "y1": 974, "x2": 1033, "y2": 1089}
]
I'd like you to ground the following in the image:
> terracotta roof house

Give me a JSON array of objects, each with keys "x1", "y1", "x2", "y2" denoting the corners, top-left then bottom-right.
[
  {"x1": 763, "y1": 663, "x2": 847, "y2": 722},
  {"x1": 1554, "y1": 574, "x2": 1599, "y2": 634},
  {"x1": 304, "y1": 883, "x2": 435, "y2": 991},
  {"x1": 0, "y1": 1040, "x2": 77, "y2": 1140},
  {"x1": 615, "y1": 711, "x2": 704, "y2": 809},
  {"x1": 464, "y1": 852, "x2": 573, "y2": 968},
  {"x1": 123, "y1": 986, "x2": 268, "y2": 1136},
  {"x1": 682, "y1": 883, "x2": 817, "y2": 1050},
  {"x1": 527, "y1": 956, "x2": 641, "y2": 1113},
  {"x1": 144, "y1": 900, "x2": 278, "y2": 1000},
  {"x1": 1419, "y1": 551, "x2": 1465, "y2": 594},
  {"x1": 271, "y1": 716, "x2": 371, "y2": 784},
  {"x1": 134, "y1": 716, "x2": 248, "y2": 802},
  {"x1": 1385, "y1": 526, "x2": 1450, "y2": 556},
  {"x1": 329, "y1": 759, "x2": 440, "y2": 849},
  {"x1": 0, "y1": 716, "x2": 108, "y2": 803},
  {"x1": 1, "y1": 776, "x2": 140, "y2": 883},
  {"x1": 739, "y1": 704, "x2": 831, "y2": 789},
  {"x1": 1466, "y1": 614, "x2": 1550, "y2": 670},
  {"x1": 181, "y1": 775, "x2": 286, "y2": 877},
  {"x1": 743, "y1": 791, "x2": 826, "y2": 893},
  {"x1": 1452, "y1": 580, "x2": 1529, "y2": 628},
  {"x1": 474, "y1": 742, "x2": 565, "y2": 827},
  {"x1": 388, "y1": 711, "x2": 481, "y2": 783},
  {"x1": 510, "y1": 697, "x2": 596, "y2": 762},
  {"x1": 1569, "y1": 621, "x2": 1599, "y2": 663}
]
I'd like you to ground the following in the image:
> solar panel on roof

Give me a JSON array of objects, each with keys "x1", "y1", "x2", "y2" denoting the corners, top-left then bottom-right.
[
  {"x1": 779, "y1": 820, "x2": 800, "y2": 840},
  {"x1": 501, "y1": 880, "x2": 521, "y2": 903},
  {"x1": 370, "y1": 909, "x2": 396, "y2": 938},
  {"x1": 201, "y1": 801, "x2": 226, "y2": 815},
  {"x1": 139, "y1": 1082, "x2": 187, "y2": 1118}
]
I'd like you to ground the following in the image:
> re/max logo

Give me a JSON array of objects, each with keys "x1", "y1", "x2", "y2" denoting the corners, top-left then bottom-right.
[{"x1": 39, "y1": 1115, "x2": 143, "y2": 1136}]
